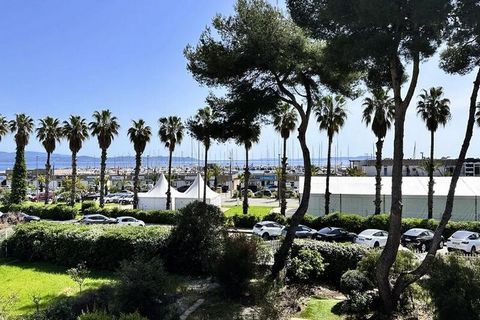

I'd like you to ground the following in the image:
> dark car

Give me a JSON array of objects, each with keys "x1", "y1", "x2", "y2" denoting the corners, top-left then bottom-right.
[
  {"x1": 282, "y1": 224, "x2": 317, "y2": 238},
  {"x1": 315, "y1": 227, "x2": 356, "y2": 242},
  {"x1": 401, "y1": 228, "x2": 444, "y2": 252}
]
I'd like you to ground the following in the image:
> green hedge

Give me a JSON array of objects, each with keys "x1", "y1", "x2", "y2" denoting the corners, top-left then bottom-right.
[
  {"x1": 2, "y1": 222, "x2": 170, "y2": 270},
  {"x1": 82, "y1": 207, "x2": 178, "y2": 225},
  {"x1": 291, "y1": 239, "x2": 368, "y2": 284},
  {"x1": 0, "y1": 203, "x2": 77, "y2": 221}
]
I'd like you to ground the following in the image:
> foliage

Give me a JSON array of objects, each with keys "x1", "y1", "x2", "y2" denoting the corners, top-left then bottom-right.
[
  {"x1": 0, "y1": 203, "x2": 77, "y2": 220},
  {"x1": 115, "y1": 257, "x2": 168, "y2": 318},
  {"x1": 77, "y1": 311, "x2": 112, "y2": 320},
  {"x1": 291, "y1": 240, "x2": 367, "y2": 284},
  {"x1": 166, "y1": 201, "x2": 225, "y2": 275},
  {"x1": 425, "y1": 254, "x2": 480, "y2": 320},
  {"x1": 118, "y1": 313, "x2": 149, "y2": 320},
  {"x1": 288, "y1": 247, "x2": 325, "y2": 283},
  {"x1": 339, "y1": 270, "x2": 373, "y2": 296},
  {"x1": 67, "y1": 262, "x2": 90, "y2": 293},
  {"x1": 9, "y1": 148, "x2": 27, "y2": 204},
  {"x1": 357, "y1": 249, "x2": 418, "y2": 285},
  {"x1": 215, "y1": 234, "x2": 263, "y2": 297},
  {"x1": 83, "y1": 207, "x2": 178, "y2": 225},
  {"x1": 345, "y1": 167, "x2": 365, "y2": 177},
  {"x1": 81, "y1": 201, "x2": 98, "y2": 213},
  {"x1": 4, "y1": 222, "x2": 170, "y2": 270}
]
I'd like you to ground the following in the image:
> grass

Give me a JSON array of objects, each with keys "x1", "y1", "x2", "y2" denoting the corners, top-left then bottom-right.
[
  {"x1": 0, "y1": 259, "x2": 115, "y2": 315},
  {"x1": 298, "y1": 297, "x2": 344, "y2": 320},
  {"x1": 223, "y1": 206, "x2": 274, "y2": 218}
]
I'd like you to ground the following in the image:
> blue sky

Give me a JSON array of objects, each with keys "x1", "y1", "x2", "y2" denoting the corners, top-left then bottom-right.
[{"x1": 0, "y1": 0, "x2": 478, "y2": 164}]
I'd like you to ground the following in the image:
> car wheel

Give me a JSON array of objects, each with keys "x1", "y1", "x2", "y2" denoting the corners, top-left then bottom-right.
[
  {"x1": 471, "y1": 246, "x2": 476, "y2": 254},
  {"x1": 420, "y1": 243, "x2": 427, "y2": 252},
  {"x1": 373, "y1": 242, "x2": 380, "y2": 248},
  {"x1": 447, "y1": 247, "x2": 453, "y2": 252},
  {"x1": 262, "y1": 233, "x2": 270, "y2": 240}
]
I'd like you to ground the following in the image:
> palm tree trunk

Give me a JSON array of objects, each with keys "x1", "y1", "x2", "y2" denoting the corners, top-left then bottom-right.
[
  {"x1": 203, "y1": 145, "x2": 208, "y2": 204},
  {"x1": 428, "y1": 130, "x2": 435, "y2": 219},
  {"x1": 133, "y1": 151, "x2": 141, "y2": 209},
  {"x1": 99, "y1": 148, "x2": 107, "y2": 208},
  {"x1": 325, "y1": 134, "x2": 333, "y2": 215},
  {"x1": 374, "y1": 138, "x2": 384, "y2": 215},
  {"x1": 70, "y1": 151, "x2": 77, "y2": 207},
  {"x1": 166, "y1": 148, "x2": 173, "y2": 210},
  {"x1": 280, "y1": 137, "x2": 288, "y2": 216},
  {"x1": 243, "y1": 144, "x2": 249, "y2": 215},
  {"x1": 44, "y1": 152, "x2": 51, "y2": 205}
]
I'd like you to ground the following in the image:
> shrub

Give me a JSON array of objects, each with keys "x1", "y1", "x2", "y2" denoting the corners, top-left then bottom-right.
[
  {"x1": 118, "y1": 312, "x2": 149, "y2": 320},
  {"x1": 78, "y1": 311, "x2": 112, "y2": 320},
  {"x1": 229, "y1": 214, "x2": 262, "y2": 229},
  {"x1": 6, "y1": 203, "x2": 78, "y2": 220},
  {"x1": 425, "y1": 254, "x2": 480, "y2": 320},
  {"x1": 288, "y1": 247, "x2": 325, "y2": 283},
  {"x1": 216, "y1": 234, "x2": 263, "y2": 297},
  {"x1": 166, "y1": 201, "x2": 225, "y2": 275},
  {"x1": 115, "y1": 257, "x2": 168, "y2": 318},
  {"x1": 82, "y1": 207, "x2": 178, "y2": 225},
  {"x1": 291, "y1": 240, "x2": 368, "y2": 284},
  {"x1": 339, "y1": 270, "x2": 372, "y2": 295},
  {"x1": 81, "y1": 201, "x2": 98, "y2": 213},
  {"x1": 263, "y1": 212, "x2": 287, "y2": 225},
  {"x1": 4, "y1": 222, "x2": 170, "y2": 269},
  {"x1": 357, "y1": 249, "x2": 417, "y2": 284}
]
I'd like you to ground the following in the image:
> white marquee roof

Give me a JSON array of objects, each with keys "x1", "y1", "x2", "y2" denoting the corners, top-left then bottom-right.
[
  {"x1": 301, "y1": 176, "x2": 480, "y2": 197},
  {"x1": 138, "y1": 173, "x2": 181, "y2": 198},
  {"x1": 179, "y1": 173, "x2": 221, "y2": 199}
]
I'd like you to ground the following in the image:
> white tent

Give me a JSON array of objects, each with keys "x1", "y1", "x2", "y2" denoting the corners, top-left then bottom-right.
[
  {"x1": 175, "y1": 173, "x2": 222, "y2": 209},
  {"x1": 301, "y1": 176, "x2": 480, "y2": 221},
  {"x1": 137, "y1": 173, "x2": 181, "y2": 210}
]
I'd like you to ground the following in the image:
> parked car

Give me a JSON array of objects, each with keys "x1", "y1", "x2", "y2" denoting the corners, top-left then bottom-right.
[
  {"x1": 252, "y1": 221, "x2": 285, "y2": 240},
  {"x1": 119, "y1": 195, "x2": 134, "y2": 205},
  {"x1": 177, "y1": 185, "x2": 190, "y2": 193},
  {"x1": 401, "y1": 228, "x2": 444, "y2": 252},
  {"x1": 116, "y1": 216, "x2": 145, "y2": 227},
  {"x1": 281, "y1": 224, "x2": 317, "y2": 238},
  {"x1": 78, "y1": 214, "x2": 116, "y2": 225},
  {"x1": 355, "y1": 229, "x2": 388, "y2": 248},
  {"x1": 314, "y1": 227, "x2": 356, "y2": 242},
  {"x1": 254, "y1": 189, "x2": 273, "y2": 197},
  {"x1": 446, "y1": 230, "x2": 480, "y2": 253},
  {"x1": 18, "y1": 212, "x2": 40, "y2": 222},
  {"x1": 32, "y1": 192, "x2": 55, "y2": 202}
]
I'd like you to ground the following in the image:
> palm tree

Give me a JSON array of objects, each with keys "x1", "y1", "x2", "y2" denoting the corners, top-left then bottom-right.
[
  {"x1": 210, "y1": 164, "x2": 222, "y2": 189},
  {"x1": 9, "y1": 113, "x2": 35, "y2": 204},
  {"x1": 315, "y1": 95, "x2": 347, "y2": 215},
  {"x1": 36, "y1": 117, "x2": 63, "y2": 204},
  {"x1": 89, "y1": 110, "x2": 120, "y2": 208},
  {"x1": 159, "y1": 116, "x2": 184, "y2": 210},
  {"x1": 0, "y1": 116, "x2": 8, "y2": 142},
  {"x1": 362, "y1": 89, "x2": 395, "y2": 215},
  {"x1": 63, "y1": 116, "x2": 89, "y2": 206},
  {"x1": 272, "y1": 103, "x2": 298, "y2": 216},
  {"x1": 128, "y1": 119, "x2": 152, "y2": 209},
  {"x1": 187, "y1": 106, "x2": 220, "y2": 203},
  {"x1": 234, "y1": 121, "x2": 261, "y2": 215},
  {"x1": 417, "y1": 87, "x2": 451, "y2": 219}
]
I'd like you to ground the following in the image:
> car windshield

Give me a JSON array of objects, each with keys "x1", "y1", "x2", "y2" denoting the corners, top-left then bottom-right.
[
  {"x1": 451, "y1": 231, "x2": 473, "y2": 239},
  {"x1": 404, "y1": 229, "x2": 425, "y2": 236},
  {"x1": 359, "y1": 230, "x2": 378, "y2": 236},
  {"x1": 319, "y1": 227, "x2": 334, "y2": 234}
]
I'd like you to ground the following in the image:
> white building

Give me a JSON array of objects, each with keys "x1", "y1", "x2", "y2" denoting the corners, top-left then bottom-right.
[{"x1": 301, "y1": 176, "x2": 480, "y2": 221}]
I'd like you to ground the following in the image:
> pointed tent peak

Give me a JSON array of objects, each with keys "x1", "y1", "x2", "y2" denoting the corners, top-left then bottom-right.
[
  {"x1": 182, "y1": 172, "x2": 219, "y2": 199},
  {"x1": 139, "y1": 172, "x2": 181, "y2": 198}
]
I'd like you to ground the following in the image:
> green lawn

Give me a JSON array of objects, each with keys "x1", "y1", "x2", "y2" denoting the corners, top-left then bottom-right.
[
  {"x1": 223, "y1": 206, "x2": 274, "y2": 217},
  {"x1": 298, "y1": 297, "x2": 343, "y2": 320},
  {"x1": 0, "y1": 259, "x2": 114, "y2": 315}
]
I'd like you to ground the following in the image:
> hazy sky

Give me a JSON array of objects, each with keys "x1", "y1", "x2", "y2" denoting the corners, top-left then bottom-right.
[{"x1": 0, "y1": 0, "x2": 478, "y2": 163}]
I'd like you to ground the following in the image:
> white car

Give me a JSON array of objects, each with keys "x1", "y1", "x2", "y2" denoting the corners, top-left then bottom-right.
[
  {"x1": 116, "y1": 216, "x2": 145, "y2": 227},
  {"x1": 355, "y1": 229, "x2": 388, "y2": 248},
  {"x1": 447, "y1": 230, "x2": 480, "y2": 253},
  {"x1": 252, "y1": 221, "x2": 284, "y2": 240}
]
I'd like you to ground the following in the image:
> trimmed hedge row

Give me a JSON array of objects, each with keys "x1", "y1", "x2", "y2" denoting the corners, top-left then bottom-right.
[
  {"x1": 0, "y1": 203, "x2": 77, "y2": 221},
  {"x1": 82, "y1": 207, "x2": 178, "y2": 225},
  {"x1": 2, "y1": 222, "x2": 171, "y2": 270},
  {"x1": 291, "y1": 239, "x2": 368, "y2": 284}
]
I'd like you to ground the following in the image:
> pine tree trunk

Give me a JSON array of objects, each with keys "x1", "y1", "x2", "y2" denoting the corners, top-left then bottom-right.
[
  {"x1": 280, "y1": 137, "x2": 288, "y2": 216},
  {"x1": 70, "y1": 151, "x2": 77, "y2": 207},
  {"x1": 243, "y1": 144, "x2": 249, "y2": 215},
  {"x1": 133, "y1": 151, "x2": 141, "y2": 209},
  {"x1": 44, "y1": 152, "x2": 51, "y2": 205},
  {"x1": 374, "y1": 138, "x2": 384, "y2": 215},
  {"x1": 428, "y1": 130, "x2": 435, "y2": 219},
  {"x1": 325, "y1": 134, "x2": 333, "y2": 215},
  {"x1": 166, "y1": 148, "x2": 173, "y2": 210},
  {"x1": 99, "y1": 148, "x2": 107, "y2": 208},
  {"x1": 203, "y1": 145, "x2": 208, "y2": 204}
]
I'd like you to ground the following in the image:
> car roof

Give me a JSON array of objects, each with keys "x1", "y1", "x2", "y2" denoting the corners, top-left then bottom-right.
[
  {"x1": 359, "y1": 229, "x2": 385, "y2": 235},
  {"x1": 258, "y1": 220, "x2": 279, "y2": 225},
  {"x1": 84, "y1": 214, "x2": 105, "y2": 218},
  {"x1": 117, "y1": 216, "x2": 136, "y2": 219},
  {"x1": 451, "y1": 230, "x2": 477, "y2": 238}
]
